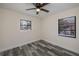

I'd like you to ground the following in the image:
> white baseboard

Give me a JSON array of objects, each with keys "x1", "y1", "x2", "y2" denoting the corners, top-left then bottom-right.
[
  {"x1": 43, "y1": 39, "x2": 79, "y2": 54},
  {"x1": 0, "y1": 39, "x2": 40, "y2": 53}
]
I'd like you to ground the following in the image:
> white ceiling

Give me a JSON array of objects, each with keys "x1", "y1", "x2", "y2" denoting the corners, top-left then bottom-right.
[{"x1": 0, "y1": 3, "x2": 79, "y2": 19}]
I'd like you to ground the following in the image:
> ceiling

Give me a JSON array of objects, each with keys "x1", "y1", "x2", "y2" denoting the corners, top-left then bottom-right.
[{"x1": 0, "y1": 3, "x2": 79, "y2": 19}]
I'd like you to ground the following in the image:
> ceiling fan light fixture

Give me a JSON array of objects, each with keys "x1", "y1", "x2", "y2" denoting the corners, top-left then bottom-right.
[
  {"x1": 26, "y1": 3, "x2": 49, "y2": 15},
  {"x1": 36, "y1": 8, "x2": 40, "y2": 12}
]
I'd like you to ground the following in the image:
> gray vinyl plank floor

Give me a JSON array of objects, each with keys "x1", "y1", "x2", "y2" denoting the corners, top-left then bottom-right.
[{"x1": 0, "y1": 40, "x2": 79, "y2": 56}]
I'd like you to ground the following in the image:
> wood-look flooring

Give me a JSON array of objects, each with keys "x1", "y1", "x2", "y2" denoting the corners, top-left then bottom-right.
[{"x1": 0, "y1": 40, "x2": 79, "y2": 56}]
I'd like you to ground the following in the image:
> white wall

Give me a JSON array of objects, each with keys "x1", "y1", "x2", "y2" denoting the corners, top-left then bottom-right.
[
  {"x1": 0, "y1": 8, "x2": 40, "y2": 52},
  {"x1": 0, "y1": 6, "x2": 79, "y2": 54},
  {"x1": 42, "y1": 7, "x2": 79, "y2": 53}
]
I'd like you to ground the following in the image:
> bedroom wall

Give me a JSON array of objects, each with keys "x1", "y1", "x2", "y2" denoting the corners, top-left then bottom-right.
[
  {"x1": 0, "y1": 5, "x2": 79, "y2": 54},
  {"x1": 42, "y1": 7, "x2": 79, "y2": 53},
  {"x1": 0, "y1": 8, "x2": 40, "y2": 52}
]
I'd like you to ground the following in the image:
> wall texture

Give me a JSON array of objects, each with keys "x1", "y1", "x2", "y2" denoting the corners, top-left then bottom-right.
[
  {"x1": 0, "y1": 6, "x2": 79, "y2": 54},
  {"x1": 42, "y1": 7, "x2": 79, "y2": 53},
  {"x1": 0, "y1": 8, "x2": 40, "y2": 52}
]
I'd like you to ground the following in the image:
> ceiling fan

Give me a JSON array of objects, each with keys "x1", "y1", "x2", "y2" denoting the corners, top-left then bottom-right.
[{"x1": 26, "y1": 3, "x2": 49, "y2": 15}]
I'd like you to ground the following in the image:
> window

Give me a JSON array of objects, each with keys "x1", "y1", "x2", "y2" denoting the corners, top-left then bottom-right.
[
  {"x1": 20, "y1": 19, "x2": 31, "y2": 30},
  {"x1": 58, "y1": 16, "x2": 76, "y2": 38}
]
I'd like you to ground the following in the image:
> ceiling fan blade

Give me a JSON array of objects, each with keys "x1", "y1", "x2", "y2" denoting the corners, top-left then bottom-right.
[
  {"x1": 33, "y1": 3, "x2": 38, "y2": 7},
  {"x1": 40, "y1": 8, "x2": 49, "y2": 12},
  {"x1": 41, "y1": 3, "x2": 49, "y2": 7},
  {"x1": 26, "y1": 8, "x2": 36, "y2": 10},
  {"x1": 36, "y1": 11, "x2": 39, "y2": 15},
  {"x1": 33, "y1": 3, "x2": 49, "y2": 8},
  {"x1": 33, "y1": 3, "x2": 40, "y2": 8}
]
